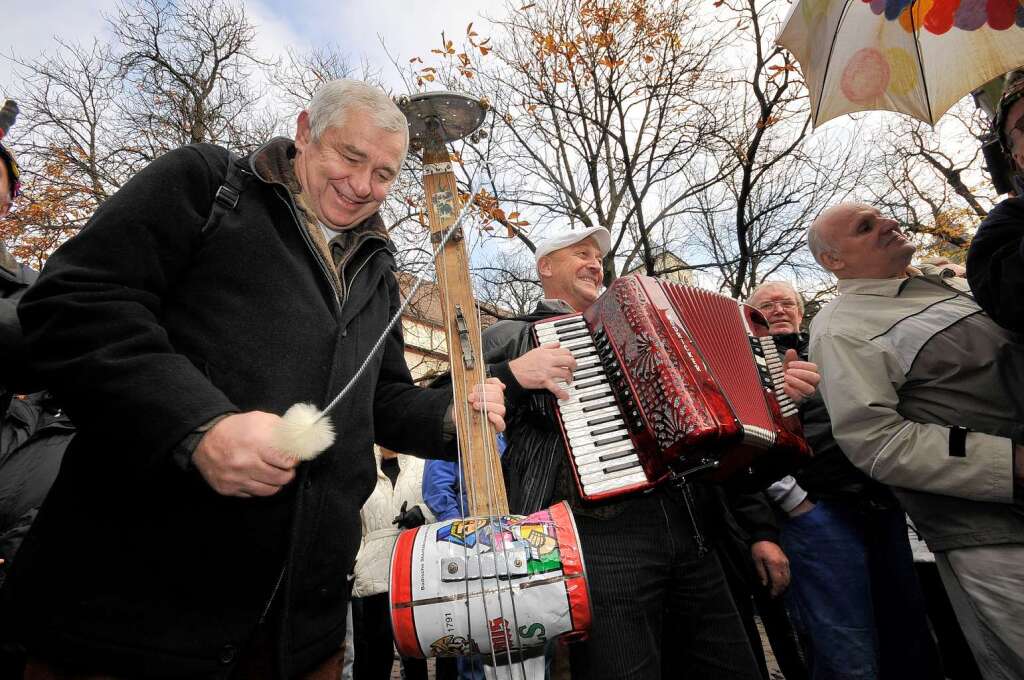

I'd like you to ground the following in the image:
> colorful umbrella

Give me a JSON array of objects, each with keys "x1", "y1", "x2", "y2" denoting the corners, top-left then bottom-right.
[{"x1": 778, "y1": 0, "x2": 1024, "y2": 126}]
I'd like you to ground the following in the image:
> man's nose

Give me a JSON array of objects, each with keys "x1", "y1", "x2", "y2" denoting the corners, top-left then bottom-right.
[{"x1": 349, "y1": 168, "x2": 372, "y2": 198}]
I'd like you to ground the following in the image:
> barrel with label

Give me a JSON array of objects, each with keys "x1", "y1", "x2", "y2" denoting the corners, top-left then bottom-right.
[{"x1": 390, "y1": 501, "x2": 591, "y2": 660}]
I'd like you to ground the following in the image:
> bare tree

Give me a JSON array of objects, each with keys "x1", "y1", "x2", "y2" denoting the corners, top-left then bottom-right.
[
  {"x1": 271, "y1": 46, "x2": 381, "y2": 114},
  {"x1": 398, "y1": 0, "x2": 733, "y2": 286},
  {"x1": 472, "y1": 249, "x2": 544, "y2": 317},
  {"x1": 866, "y1": 101, "x2": 996, "y2": 260},
  {"x1": 110, "y1": 0, "x2": 277, "y2": 159},
  {"x1": 3, "y1": 0, "x2": 277, "y2": 263},
  {"x1": 688, "y1": 0, "x2": 868, "y2": 299}
]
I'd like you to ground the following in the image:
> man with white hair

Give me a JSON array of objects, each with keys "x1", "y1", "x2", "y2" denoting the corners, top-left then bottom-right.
[
  {"x1": 1, "y1": 79, "x2": 505, "y2": 678},
  {"x1": 476, "y1": 227, "x2": 819, "y2": 680},
  {"x1": 807, "y1": 202, "x2": 1024, "y2": 679}
]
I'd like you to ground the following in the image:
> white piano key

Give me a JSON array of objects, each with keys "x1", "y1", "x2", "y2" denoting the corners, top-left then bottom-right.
[
  {"x1": 582, "y1": 470, "x2": 649, "y2": 496},
  {"x1": 571, "y1": 440, "x2": 636, "y2": 464},
  {"x1": 576, "y1": 453, "x2": 640, "y2": 477},
  {"x1": 561, "y1": 405, "x2": 623, "y2": 426},
  {"x1": 558, "y1": 395, "x2": 618, "y2": 415},
  {"x1": 579, "y1": 461, "x2": 644, "y2": 485},
  {"x1": 564, "y1": 428, "x2": 630, "y2": 447},
  {"x1": 565, "y1": 417, "x2": 629, "y2": 437},
  {"x1": 568, "y1": 435, "x2": 633, "y2": 457}
]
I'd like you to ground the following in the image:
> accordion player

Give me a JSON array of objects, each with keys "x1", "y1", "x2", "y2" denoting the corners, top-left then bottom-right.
[{"x1": 532, "y1": 275, "x2": 811, "y2": 502}]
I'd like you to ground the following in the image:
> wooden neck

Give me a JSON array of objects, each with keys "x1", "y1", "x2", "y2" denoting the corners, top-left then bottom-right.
[{"x1": 422, "y1": 140, "x2": 509, "y2": 517}]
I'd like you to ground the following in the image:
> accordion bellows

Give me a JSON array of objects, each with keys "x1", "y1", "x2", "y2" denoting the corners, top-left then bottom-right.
[{"x1": 533, "y1": 276, "x2": 811, "y2": 502}]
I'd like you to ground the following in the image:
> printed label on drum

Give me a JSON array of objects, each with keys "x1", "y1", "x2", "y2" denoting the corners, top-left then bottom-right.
[{"x1": 393, "y1": 507, "x2": 579, "y2": 657}]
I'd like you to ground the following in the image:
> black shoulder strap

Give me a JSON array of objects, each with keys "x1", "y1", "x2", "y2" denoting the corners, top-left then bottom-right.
[{"x1": 201, "y1": 147, "x2": 250, "y2": 237}]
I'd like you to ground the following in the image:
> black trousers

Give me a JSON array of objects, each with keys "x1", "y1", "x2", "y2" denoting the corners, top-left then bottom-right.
[
  {"x1": 351, "y1": 594, "x2": 427, "y2": 680},
  {"x1": 568, "y1": 489, "x2": 761, "y2": 680}
]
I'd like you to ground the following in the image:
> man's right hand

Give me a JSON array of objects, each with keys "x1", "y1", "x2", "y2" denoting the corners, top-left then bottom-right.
[
  {"x1": 508, "y1": 342, "x2": 578, "y2": 400},
  {"x1": 192, "y1": 412, "x2": 298, "y2": 497},
  {"x1": 751, "y1": 540, "x2": 791, "y2": 598}
]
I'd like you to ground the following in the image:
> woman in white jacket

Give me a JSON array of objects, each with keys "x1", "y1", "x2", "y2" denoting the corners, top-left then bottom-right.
[{"x1": 349, "y1": 448, "x2": 435, "y2": 680}]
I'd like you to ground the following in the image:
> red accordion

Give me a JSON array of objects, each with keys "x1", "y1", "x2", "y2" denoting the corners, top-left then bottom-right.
[{"x1": 533, "y1": 276, "x2": 811, "y2": 502}]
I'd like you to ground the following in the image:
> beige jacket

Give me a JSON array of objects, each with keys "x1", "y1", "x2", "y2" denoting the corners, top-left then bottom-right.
[
  {"x1": 809, "y1": 266, "x2": 1024, "y2": 551},
  {"x1": 351, "y1": 451, "x2": 435, "y2": 598}
]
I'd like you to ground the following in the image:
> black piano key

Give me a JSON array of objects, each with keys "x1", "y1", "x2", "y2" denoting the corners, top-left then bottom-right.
[
  {"x1": 593, "y1": 434, "x2": 630, "y2": 447},
  {"x1": 598, "y1": 448, "x2": 637, "y2": 462},
  {"x1": 579, "y1": 390, "x2": 613, "y2": 403},
  {"x1": 552, "y1": 317, "x2": 585, "y2": 328},
  {"x1": 556, "y1": 330, "x2": 590, "y2": 342},
  {"x1": 604, "y1": 460, "x2": 642, "y2": 474},
  {"x1": 586, "y1": 415, "x2": 620, "y2": 426},
  {"x1": 573, "y1": 369, "x2": 604, "y2": 381},
  {"x1": 574, "y1": 379, "x2": 605, "y2": 390},
  {"x1": 589, "y1": 425, "x2": 625, "y2": 436},
  {"x1": 582, "y1": 401, "x2": 615, "y2": 413}
]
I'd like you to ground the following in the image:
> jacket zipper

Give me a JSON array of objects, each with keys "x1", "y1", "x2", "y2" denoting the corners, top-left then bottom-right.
[
  {"x1": 343, "y1": 244, "x2": 387, "y2": 309},
  {"x1": 273, "y1": 190, "x2": 342, "y2": 316},
  {"x1": 258, "y1": 564, "x2": 287, "y2": 625}
]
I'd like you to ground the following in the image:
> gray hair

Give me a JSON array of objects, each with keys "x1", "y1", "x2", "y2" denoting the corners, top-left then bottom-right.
[
  {"x1": 747, "y1": 281, "x2": 805, "y2": 315},
  {"x1": 806, "y1": 219, "x2": 838, "y2": 268},
  {"x1": 307, "y1": 79, "x2": 409, "y2": 158}
]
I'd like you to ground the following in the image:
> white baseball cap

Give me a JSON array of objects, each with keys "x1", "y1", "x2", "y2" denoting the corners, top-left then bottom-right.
[{"x1": 533, "y1": 226, "x2": 611, "y2": 263}]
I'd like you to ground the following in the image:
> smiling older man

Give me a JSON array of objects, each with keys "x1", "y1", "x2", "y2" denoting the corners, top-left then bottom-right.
[
  {"x1": 1, "y1": 79, "x2": 505, "y2": 679},
  {"x1": 808, "y1": 202, "x2": 1024, "y2": 679}
]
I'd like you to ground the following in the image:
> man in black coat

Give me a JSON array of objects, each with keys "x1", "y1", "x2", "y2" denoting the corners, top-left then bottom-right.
[
  {"x1": 967, "y1": 71, "x2": 1024, "y2": 331},
  {"x1": 0, "y1": 79, "x2": 504, "y2": 679},
  {"x1": 0, "y1": 133, "x2": 74, "y2": 590}
]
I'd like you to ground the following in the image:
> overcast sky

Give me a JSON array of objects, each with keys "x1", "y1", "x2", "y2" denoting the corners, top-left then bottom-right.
[{"x1": 0, "y1": 0, "x2": 506, "y2": 100}]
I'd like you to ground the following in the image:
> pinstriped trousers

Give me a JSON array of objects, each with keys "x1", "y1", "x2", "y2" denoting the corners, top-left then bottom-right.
[{"x1": 568, "y1": 489, "x2": 761, "y2": 680}]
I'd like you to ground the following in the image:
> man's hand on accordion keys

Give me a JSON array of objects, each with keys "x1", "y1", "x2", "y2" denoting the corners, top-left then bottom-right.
[
  {"x1": 509, "y1": 341, "x2": 578, "y2": 400},
  {"x1": 781, "y1": 348, "x2": 820, "y2": 404}
]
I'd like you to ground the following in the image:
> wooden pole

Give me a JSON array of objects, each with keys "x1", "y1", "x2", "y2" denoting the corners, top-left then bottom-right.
[{"x1": 421, "y1": 125, "x2": 509, "y2": 517}]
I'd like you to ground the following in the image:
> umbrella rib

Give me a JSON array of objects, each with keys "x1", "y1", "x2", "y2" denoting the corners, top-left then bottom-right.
[
  {"x1": 815, "y1": 0, "x2": 858, "y2": 124},
  {"x1": 908, "y1": 0, "x2": 935, "y2": 124}
]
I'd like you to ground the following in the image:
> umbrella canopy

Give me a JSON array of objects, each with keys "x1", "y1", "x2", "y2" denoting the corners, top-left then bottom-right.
[{"x1": 778, "y1": 0, "x2": 1024, "y2": 126}]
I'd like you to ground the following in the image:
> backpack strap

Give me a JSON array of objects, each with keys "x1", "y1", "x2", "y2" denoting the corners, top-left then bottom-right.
[{"x1": 201, "y1": 147, "x2": 251, "y2": 237}]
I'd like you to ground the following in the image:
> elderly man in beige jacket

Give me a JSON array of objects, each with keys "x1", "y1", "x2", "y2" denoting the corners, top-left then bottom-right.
[{"x1": 807, "y1": 202, "x2": 1024, "y2": 680}]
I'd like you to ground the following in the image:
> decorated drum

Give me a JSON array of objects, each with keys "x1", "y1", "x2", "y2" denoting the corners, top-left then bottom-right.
[{"x1": 390, "y1": 501, "x2": 591, "y2": 659}]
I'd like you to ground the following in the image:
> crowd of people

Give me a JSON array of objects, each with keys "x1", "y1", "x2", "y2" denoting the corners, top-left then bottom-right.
[{"x1": 0, "y1": 69, "x2": 1020, "y2": 680}]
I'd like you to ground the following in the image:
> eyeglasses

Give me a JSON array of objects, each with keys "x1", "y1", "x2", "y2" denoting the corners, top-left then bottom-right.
[{"x1": 755, "y1": 300, "x2": 798, "y2": 313}]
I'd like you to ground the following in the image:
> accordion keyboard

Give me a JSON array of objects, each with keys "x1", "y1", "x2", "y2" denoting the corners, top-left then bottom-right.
[{"x1": 534, "y1": 315, "x2": 648, "y2": 496}]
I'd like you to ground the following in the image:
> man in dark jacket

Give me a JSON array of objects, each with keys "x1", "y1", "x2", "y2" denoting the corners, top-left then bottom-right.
[
  {"x1": 736, "y1": 281, "x2": 941, "y2": 680},
  {"x1": 0, "y1": 132, "x2": 77, "y2": 590},
  {"x1": 967, "y1": 71, "x2": 1024, "y2": 332},
  {"x1": 479, "y1": 228, "x2": 820, "y2": 680},
  {"x1": 0, "y1": 136, "x2": 39, "y2": 414},
  {"x1": 1, "y1": 79, "x2": 504, "y2": 679}
]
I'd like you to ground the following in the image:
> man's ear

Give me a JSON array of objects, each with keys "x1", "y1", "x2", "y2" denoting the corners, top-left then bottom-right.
[
  {"x1": 537, "y1": 255, "x2": 552, "y2": 279},
  {"x1": 820, "y1": 249, "x2": 844, "y2": 273},
  {"x1": 295, "y1": 111, "x2": 312, "y2": 149}
]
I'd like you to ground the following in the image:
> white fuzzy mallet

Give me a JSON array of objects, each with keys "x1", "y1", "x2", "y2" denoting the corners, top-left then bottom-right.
[{"x1": 273, "y1": 403, "x2": 336, "y2": 461}]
